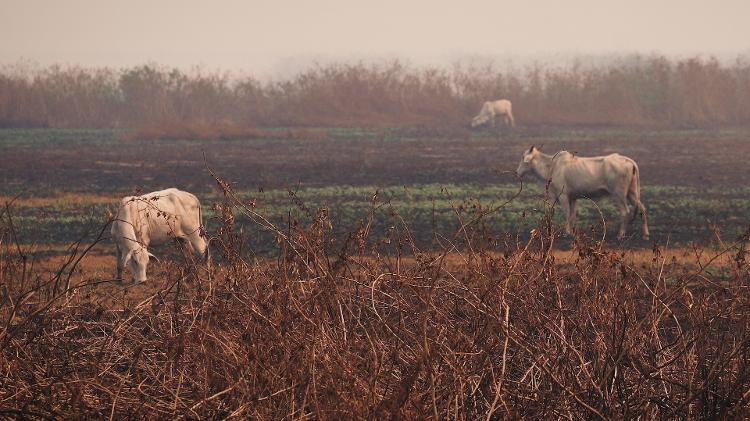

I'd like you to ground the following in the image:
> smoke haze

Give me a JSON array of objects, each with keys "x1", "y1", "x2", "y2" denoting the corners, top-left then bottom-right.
[{"x1": 2, "y1": 0, "x2": 749, "y2": 74}]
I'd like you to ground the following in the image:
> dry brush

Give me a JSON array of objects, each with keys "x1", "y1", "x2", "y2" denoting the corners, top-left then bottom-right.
[{"x1": 1, "y1": 180, "x2": 750, "y2": 419}]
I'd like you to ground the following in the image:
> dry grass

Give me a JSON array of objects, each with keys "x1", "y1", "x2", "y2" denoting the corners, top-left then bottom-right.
[
  {"x1": 2, "y1": 55, "x2": 750, "y2": 131},
  {"x1": 26, "y1": 246, "x2": 738, "y2": 284},
  {"x1": 2, "y1": 175, "x2": 750, "y2": 419}
]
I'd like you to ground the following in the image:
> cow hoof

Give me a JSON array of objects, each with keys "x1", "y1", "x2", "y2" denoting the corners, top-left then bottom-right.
[{"x1": 120, "y1": 280, "x2": 145, "y2": 287}]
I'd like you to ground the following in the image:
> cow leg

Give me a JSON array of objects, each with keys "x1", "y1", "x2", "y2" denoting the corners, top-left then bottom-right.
[
  {"x1": 640, "y1": 203, "x2": 650, "y2": 240},
  {"x1": 557, "y1": 194, "x2": 573, "y2": 235},
  {"x1": 627, "y1": 189, "x2": 650, "y2": 240},
  {"x1": 187, "y1": 232, "x2": 211, "y2": 268},
  {"x1": 507, "y1": 111, "x2": 516, "y2": 128},
  {"x1": 115, "y1": 244, "x2": 124, "y2": 280},
  {"x1": 568, "y1": 199, "x2": 578, "y2": 236},
  {"x1": 492, "y1": 116, "x2": 502, "y2": 138},
  {"x1": 614, "y1": 195, "x2": 630, "y2": 240}
]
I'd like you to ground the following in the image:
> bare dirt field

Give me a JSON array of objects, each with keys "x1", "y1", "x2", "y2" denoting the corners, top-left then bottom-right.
[{"x1": 3, "y1": 127, "x2": 750, "y2": 192}]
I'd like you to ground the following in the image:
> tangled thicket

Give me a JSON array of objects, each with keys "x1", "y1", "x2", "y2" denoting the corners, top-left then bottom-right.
[
  {"x1": 2, "y1": 55, "x2": 750, "y2": 132},
  {"x1": 1, "y1": 181, "x2": 750, "y2": 419}
]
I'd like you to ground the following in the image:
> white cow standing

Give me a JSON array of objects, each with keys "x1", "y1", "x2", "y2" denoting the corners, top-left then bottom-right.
[
  {"x1": 111, "y1": 188, "x2": 209, "y2": 283},
  {"x1": 470, "y1": 99, "x2": 516, "y2": 129},
  {"x1": 516, "y1": 146, "x2": 650, "y2": 240}
]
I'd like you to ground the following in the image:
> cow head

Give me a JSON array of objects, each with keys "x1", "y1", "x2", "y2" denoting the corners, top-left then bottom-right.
[
  {"x1": 470, "y1": 114, "x2": 489, "y2": 128},
  {"x1": 516, "y1": 145, "x2": 539, "y2": 177},
  {"x1": 123, "y1": 247, "x2": 157, "y2": 283}
]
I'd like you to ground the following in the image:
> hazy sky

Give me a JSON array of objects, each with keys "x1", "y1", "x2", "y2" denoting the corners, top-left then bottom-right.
[{"x1": 2, "y1": 0, "x2": 749, "y2": 75}]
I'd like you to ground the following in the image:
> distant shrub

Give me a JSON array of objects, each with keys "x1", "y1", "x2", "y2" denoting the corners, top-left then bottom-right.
[{"x1": 2, "y1": 55, "x2": 750, "y2": 131}]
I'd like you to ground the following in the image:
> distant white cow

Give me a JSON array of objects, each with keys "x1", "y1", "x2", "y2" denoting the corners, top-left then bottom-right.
[
  {"x1": 111, "y1": 188, "x2": 209, "y2": 283},
  {"x1": 516, "y1": 146, "x2": 649, "y2": 240},
  {"x1": 470, "y1": 99, "x2": 516, "y2": 129}
]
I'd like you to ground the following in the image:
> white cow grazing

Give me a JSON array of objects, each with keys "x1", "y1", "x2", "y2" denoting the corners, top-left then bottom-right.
[
  {"x1": 111, "y1": 188, "x2": 209, "y2": 283},
  {"x1": 470, "y1": 99, "x2": 516, "y2": 128},
  {"x1": 516, "y1": 146, "x2": 649, "y2": 240}
]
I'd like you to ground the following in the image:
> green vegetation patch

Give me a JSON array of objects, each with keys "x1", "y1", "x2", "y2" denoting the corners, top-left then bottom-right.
[{"x1": 7, "y1": 183, "x2": 750, "y2": 255}]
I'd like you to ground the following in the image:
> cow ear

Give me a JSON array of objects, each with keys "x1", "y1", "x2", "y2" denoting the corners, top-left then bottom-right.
[
  {"x1": 528, "y1": 145, "x2": 535, "y2": 153},
  {"x1": 147, "y1": 251, "x2": 160, "y2": 263},
  {"x1": 123, "y1": 250, "x2": 134, "y2": 266}
]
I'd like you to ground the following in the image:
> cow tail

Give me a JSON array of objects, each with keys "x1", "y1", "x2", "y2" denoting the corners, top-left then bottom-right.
[
  {"x1": 198, "y1": 201, "x2": 210, "y2": 263},
  {"x1": 629, "y1": 163, "x2": 641, "y2": 224}
]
